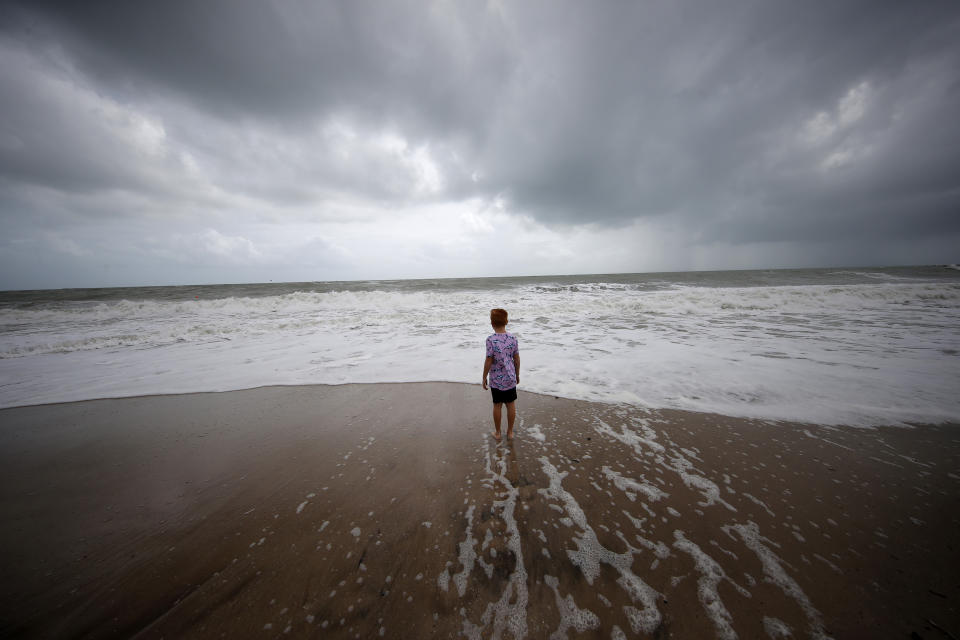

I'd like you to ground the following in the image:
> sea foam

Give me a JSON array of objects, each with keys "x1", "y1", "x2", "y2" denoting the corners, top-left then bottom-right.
[{"x1": 1, "y1": 276, "x2": 958, "y2": 426}]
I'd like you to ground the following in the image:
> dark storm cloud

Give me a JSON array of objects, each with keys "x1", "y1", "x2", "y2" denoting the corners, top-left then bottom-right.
[
  {"x1": 477, "y1": 1, "x2": 960, "y2": 233},
  {"x1": 1, "y1": 0, "x2": 959, "y2": 259},
  {"x1": 2, "y1": 0, "x2": 509, "y2": 135}
]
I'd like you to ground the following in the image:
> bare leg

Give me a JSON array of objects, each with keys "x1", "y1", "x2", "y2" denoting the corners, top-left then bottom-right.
[
  {"x1": 492, "y1": 403, "x2": 502, "y2": 441},
  {"x1": 506, "y1": 401, "x2": 516, "y2": 439}
]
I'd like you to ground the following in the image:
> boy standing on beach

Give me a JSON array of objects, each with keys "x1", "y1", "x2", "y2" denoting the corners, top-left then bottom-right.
[{"x1": 481, "y1": 308, "x2": 520, "y2": 441}]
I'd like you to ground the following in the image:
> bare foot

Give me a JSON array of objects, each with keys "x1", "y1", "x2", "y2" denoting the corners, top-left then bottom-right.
[
  {"x1": 493, "y1": 431, "x2": 502, "y2": 442},
  {"x1": 506, "y1": 431, "x2": 514, "y2": 440}
]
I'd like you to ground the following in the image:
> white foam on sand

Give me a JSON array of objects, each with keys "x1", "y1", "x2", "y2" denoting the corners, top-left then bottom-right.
[
  {"x1": 461, "y1": 437, "x2": 529, "y2": 639},
  {"x1": 632, "y1": 532, "x2": 670, "y2": 560},
  {"x1": 802, "y1": 430, "x2": 854, "y2": 451},
  {"x1": 477, "y1": 529, "x2": 495, "y2": 579},
  {"x1": 763, "y1": 616, "x2": 793, "y2": 638},
  {"x1": 742, "y1": 493, "x2": 775, "y2": 517},
  {"x1": 602, "y1": 466, "x2": 668, "y2": 502},
  {"x1": 539, "y1": 456, "x2": 662, "y2": 634},
  {"x1": 437, "y1": 562, "x2": 453, "y2": 592},
  {"x1": 543, "y1": 574, "x2": 600, "y2": 638},
  {"x1": 622, "y1": 509, "x2": 647, "y2": 531},
  {"x1": 673, "y1": 530, "x2": 750, "y2": 640},
  {"x1": 724, "y1": 521, "x2": 831, "y2": 640},
  {"x1": 527, "y1": 424, "x2": 546, "y2": 442},
  {"x1": 667, "y1": 453, "x2": 737, "y2": 512},
  {"x1": 812, "y1": 553, "x2": 842, "y2": 574},
  {"x1": 596, "y1": 418, "x2": 735, "y2": 512},
  {"x1": 595, "y1": 419, "x2": 665, "y2": 455},
  {"x1": 450, "y1": 505, "x2": 477, "y2": 598}
]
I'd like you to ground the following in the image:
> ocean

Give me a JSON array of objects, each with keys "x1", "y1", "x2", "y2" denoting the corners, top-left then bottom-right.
[{"x1": 1, "y1": 265, "x2": 959, "y2": 427}]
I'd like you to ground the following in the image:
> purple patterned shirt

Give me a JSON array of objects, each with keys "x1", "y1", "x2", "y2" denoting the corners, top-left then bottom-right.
[{"x1": 485, "y1": 332, "x2": 519, "y2": 390}]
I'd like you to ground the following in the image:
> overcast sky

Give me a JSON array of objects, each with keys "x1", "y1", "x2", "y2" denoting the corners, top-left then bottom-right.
[{"x1": 1, "y1": 0, "x2": 959, "y2": 289}]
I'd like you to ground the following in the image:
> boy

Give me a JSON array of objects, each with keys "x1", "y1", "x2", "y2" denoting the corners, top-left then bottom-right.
[{"x1": 481, "y1": 308, "x2": 520, "y2": 441}]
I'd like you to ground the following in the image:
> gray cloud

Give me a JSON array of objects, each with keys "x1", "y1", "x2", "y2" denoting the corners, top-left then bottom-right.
[{"x1": 1, "y1": 0, "x2": 959, "y2": 288}]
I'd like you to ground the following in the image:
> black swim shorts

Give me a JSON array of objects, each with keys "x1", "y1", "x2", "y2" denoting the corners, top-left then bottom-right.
[{"x1": 490, "y1": 386, "x2": 518, "y2": 404}]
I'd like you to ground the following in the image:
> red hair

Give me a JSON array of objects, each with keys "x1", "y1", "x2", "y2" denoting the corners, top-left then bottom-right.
[{"x1": 490, "y1": 308, "x2": 508, "y2": 327}]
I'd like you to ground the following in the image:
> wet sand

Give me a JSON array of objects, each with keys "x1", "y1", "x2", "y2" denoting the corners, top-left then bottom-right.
[{"x1": 0, "y1": 383, "x2": 958, "y2": 639}]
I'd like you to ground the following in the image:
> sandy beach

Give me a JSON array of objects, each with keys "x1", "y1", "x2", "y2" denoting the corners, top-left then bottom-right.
[{"x1": 1, "y1": 382, "x2": 957, "y2": 639}]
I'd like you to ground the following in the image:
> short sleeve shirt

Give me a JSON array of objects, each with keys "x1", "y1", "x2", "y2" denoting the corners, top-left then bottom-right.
[{"x1": 485, "y1": 332, "x2": 519, "y2": 390}]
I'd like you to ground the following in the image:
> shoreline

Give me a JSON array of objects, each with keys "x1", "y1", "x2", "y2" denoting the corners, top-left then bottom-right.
[
  {"x1": 1, "y1": 382, "x2": 958, "y2": 638},
  {"x1": 1, "y1": 381, "x2": 954, "y2": 431}
]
